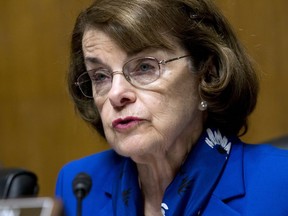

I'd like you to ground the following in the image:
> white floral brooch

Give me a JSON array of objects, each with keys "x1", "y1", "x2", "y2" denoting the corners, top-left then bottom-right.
[
  {"x1": 161, "y1": 203, "x2": 169, "y2": 216},
  {"x1": 205, "y1": 128, "x2": 231, "y2": 156}
]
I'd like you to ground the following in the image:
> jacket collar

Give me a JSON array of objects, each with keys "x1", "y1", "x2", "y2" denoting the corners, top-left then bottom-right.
[
  {"x1": 101, "y1": 138, "x2": 246, "y2": 215},
  {"x1": 202, "y1": 140, "x2": 245, "y2": 215},
  {"x1": 212, "y1": 139, "x2": 245, "y2": 201}
]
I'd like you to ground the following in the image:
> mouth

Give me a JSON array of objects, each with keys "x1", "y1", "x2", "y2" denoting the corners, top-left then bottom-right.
[{"x1": 112, "y1": 116, "x2": 143, "y2": 130}]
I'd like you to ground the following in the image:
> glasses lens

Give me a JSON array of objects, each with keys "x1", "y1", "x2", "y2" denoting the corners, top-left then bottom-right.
[
  {"x1": 77, "y1": 58, "x2": 161, "y2": 98},
  {"x1": 124, "y1": 57, "x2": 160, "y2": 86},
  {"x1": 77, "y1": 72, "x2": 93, "y2": 98},
  {"x1": 88, "y1": 69, "x2": 112, "y2": 96}
]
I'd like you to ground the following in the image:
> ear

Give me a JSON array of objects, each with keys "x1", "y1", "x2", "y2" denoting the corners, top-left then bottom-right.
[
  {"x1": 202, "y1": 56, "x2": 219, "y2": 84},
  {"x1": 198, "y1": 55, "x2": 218, "y2": 106}
]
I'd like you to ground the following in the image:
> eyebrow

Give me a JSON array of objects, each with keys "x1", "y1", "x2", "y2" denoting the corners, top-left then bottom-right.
[
  {"x1": 84, "y1": 57, "x2": 112, "y2": 72},
  {"x1": 83, "y1": 47, "x2": 166, "y2": 67},
  {"x1": 84, "y1": 56, "x2": 103, "y2": 65}
]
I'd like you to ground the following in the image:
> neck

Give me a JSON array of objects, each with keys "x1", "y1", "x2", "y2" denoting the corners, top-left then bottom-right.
[
  {"x1": 134, "y1": 142, "x2": 192, "y2": 216},
  {"x1": 132, "y1": 126, "x2": 203, "y2": 215},
  {"x1": 137, "y1": 157, "x2": 179, "y2": 216}
]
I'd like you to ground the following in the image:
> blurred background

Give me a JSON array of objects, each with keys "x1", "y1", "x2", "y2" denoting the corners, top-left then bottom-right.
[{"x1": 0, "y1": 0, "x2": 287, "y2": 197}]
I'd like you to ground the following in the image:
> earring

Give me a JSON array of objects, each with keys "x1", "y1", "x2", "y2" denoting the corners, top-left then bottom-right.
[{"x1": 198, "y1": 101, "x2": 208, "y2": 111}]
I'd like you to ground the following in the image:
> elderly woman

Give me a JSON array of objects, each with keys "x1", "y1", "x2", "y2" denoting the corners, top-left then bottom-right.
[{"x1": 56, "y1": 0, "x2": 288, "y2": 215}]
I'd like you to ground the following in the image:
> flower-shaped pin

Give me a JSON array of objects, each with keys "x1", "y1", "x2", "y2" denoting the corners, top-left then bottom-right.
[
  {"x1": 205, "y1": 128, "x2": 231, "y2": 155},
  {"x1": 161, "y1": 203, "x2": 169, "y2": 216}
]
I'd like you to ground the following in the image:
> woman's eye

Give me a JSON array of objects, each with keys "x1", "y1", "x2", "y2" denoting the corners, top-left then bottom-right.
[
  {"x1": 133, "y1": 59, "x2": 157, "y2": 74},
  {"x1": 139, "y1": 63, "x2": 154, "y2": 72},
  {"x1": 127, "y1": 59, "x2": 158, "y2": 80},
  {"x1": 89, "y1": 70, "x2": 111, "y2": 83}
]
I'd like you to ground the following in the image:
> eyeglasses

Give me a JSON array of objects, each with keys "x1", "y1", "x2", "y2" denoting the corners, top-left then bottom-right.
[{"x1": 75, "y1": 55, "x2": 191, "y2": 98}]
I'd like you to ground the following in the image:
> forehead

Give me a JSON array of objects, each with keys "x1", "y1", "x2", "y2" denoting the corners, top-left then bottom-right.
[
  {"x1": 83, "y1": 22, "x2": 185, "y2": 52},
  {"x1": 82, "y1": 27, "x2": 186, "y2": 60},
  {"x1": 82, "y1": 28, "x2": 129, "y2": 68},
  {"x1": 82, "y1": 28, "x2": 123, "y2": 55}
]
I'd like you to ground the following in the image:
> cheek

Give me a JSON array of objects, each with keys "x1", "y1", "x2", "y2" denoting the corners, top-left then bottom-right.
[
  {"x1": 164, "y1": 74, "x2": 199, "y2": 112},
  {"x1": 94, "y1": 98, "x2": 110, "y2": 126},
  {"x1": 151, "y1": 75, "x2": 201, "y2": 130}
]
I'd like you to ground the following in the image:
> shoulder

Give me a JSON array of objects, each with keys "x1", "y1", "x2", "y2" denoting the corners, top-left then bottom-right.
[
  {"x1": 59, "y1": 149, "x2": 122, "y2": 174},
  {"x1": 55, "y1": 149, "x2": 124, "y2": 215},
  {"x1": 243, "y1": 143, "x2": 288, "y2": 169},
  {"x1": 55, "y1": 150, "x2": 122, "y2": 200},
  {"x1": 242, "y1": 143, "x2": 288, "y2": 184},
  {"x1": 241, "y1": 143, "x2": 288, "y2": 214},
  {"x1": 243, "y1": 143, "x2": 288, "y2": 186},
  {"x1": 242, "y1": 143, "x2": 288, "y2": 189},
  {"x1": 56, "y1": 149, "x2": 123, "y2": 187}
]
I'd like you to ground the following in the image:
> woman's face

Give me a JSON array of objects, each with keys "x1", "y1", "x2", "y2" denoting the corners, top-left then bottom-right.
[{"x1": 82, "y1": 28, "x2": 205, "y2": 160}]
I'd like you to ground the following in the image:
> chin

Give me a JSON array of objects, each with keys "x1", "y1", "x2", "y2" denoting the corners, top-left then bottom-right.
[
  {"x1": 111, "y1": 139, "x2": 156, "y2": 159},
  {"x1": 113, "y1": 144, "x2": 146, "y2": 158},
  {"x1": 106, "y1": 130, "x2": 162, "y2": 158}
]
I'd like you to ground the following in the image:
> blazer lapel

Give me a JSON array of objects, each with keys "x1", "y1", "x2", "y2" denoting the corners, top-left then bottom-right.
[
  {"x1": 202, "y1": 195, "x2": 241, "y2": 216},
  {"x1": 202, "y1": 141, "x2": 245, "y2": 215}
]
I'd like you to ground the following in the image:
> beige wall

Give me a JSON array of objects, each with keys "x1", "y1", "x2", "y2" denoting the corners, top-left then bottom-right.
[
  {"x1": 215, "y1": 0, "x2": 288, "y2": 142},
  {"x1": 0, "y1": 0, "x2": 287, "y2": 196}
]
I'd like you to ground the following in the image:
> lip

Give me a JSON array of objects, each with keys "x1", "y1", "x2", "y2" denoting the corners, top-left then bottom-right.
[{"x1": 112, "y1": 116, "x2": 143, "y2": 131}]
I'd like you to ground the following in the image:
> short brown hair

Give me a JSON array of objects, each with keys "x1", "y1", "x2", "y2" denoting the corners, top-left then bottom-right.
[{"x1": 68, "y1": 0, "x2": 259, "y2": 137}]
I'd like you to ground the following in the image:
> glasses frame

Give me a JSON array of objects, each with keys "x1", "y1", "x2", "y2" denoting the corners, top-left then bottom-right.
[{"x1": 75, "y1": 54, "x2": 191, "y2": 98}]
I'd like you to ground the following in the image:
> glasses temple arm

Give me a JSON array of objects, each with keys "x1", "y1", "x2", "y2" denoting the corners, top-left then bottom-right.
[{"x1": 159, "y1": 55, "x2": 191, "y2": 64}]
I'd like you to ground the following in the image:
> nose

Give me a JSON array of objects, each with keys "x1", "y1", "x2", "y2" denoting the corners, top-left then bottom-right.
[{"x1": 107, "y1": 73, "x2": 136, "y2": 108}]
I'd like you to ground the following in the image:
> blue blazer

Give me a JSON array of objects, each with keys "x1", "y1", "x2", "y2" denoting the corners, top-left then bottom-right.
[{"x1": 56, "y1": 142, "x2": 288, "y2": 215}]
